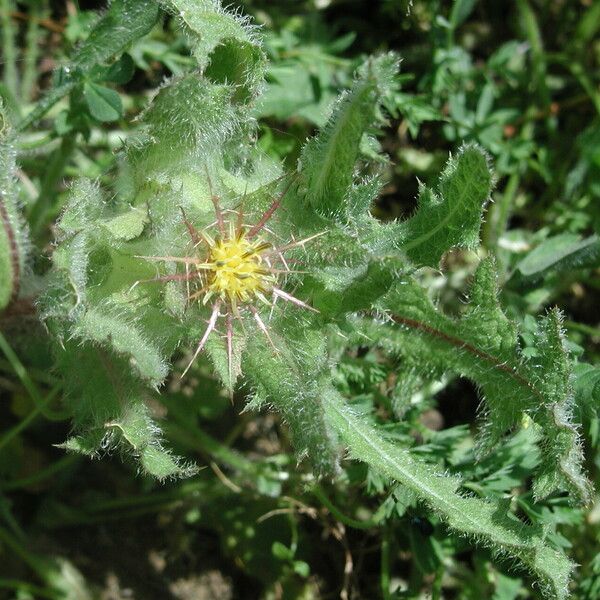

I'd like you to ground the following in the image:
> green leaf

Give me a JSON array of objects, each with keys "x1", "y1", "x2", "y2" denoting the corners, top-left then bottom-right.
[
  {"x1": 18, "y1": 0, "x2": 159, "y2": 130},
  {"x1": 244, "y1": 322, "x2": 340, "y2": 476},
  {"x1": 323, "y1": 389, "x2": 573, "y2": 600},
  {"x1": 83, "y1": 83, "x2": 123, "y2": 122},
  {"x1": 515, "y1": 233, "x2": 600, "y2": 279},
  {"x1": 71, "y1": 0, "x2": 159, "y2": 73},
  {"x1": 126, "y1": 74, "x2": 240, "y2": 178},
  {"x1": 102, "y1": 53, "x2": 135, "y2": 85},
  {"x1": 159, "y1": 0, "x2": 266, "y2": 101},
  {"x1": 573, "y1": 362, "x2": 600, "y2": 445},
  {"x1": 272, "y1": 541, "x2": 294, "y2": 561},
  {"x1": 311, "y1": 258, "x2": 398, "y2": 317},
  {"x1": 450, "y1": 0, "x2": 478, "y2": 29},
  {"x1": 57, "y1": 343, "x2": 195, "y2": 480},
  {"x1": 293, "y1": 560, "x2": 310, "y2": 578},
  {"x1": 358, "y1": 258, "x2": 591, "y2": 504},
  {"x1": 574, "y1": 363, "x2": 600, "y2": 408},
  {"x1": 392, "y1": 144, "x2": 493, "y2": 267},
  {"x1": 101, "y1": 206, "x2": 149, "y2": 241},
  {"x1": 71, "y1": 304, "x2": 168, "y2": 385},
  {"x1": 299, "y1": 53, "x2": 399, "y2": 216}
]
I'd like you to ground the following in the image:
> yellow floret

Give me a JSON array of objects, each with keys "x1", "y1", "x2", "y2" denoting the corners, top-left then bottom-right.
[{"x1": 206, "y1": 234, "x2": 272, "y2": 303}]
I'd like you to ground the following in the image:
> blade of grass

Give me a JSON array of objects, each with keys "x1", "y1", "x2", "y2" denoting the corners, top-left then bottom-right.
[
  {"x1": 0, "y1": 383, "x2": 61, "y2": 452},
  {"x1": 0, "y1": 0, "x2": 19, "y2": 106},
  {"x1": 0, "y1": 331, "x2": 67, "y2": 420}
]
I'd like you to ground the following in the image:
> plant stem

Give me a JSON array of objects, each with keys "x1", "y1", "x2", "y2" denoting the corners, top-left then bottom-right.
[
  {"x1": 0, "y1": 526, "x2": 55, "y2": 585},
  {"x1": 1, "y1": 0, "x2": 19, "y2": 104},
  {"x1": 0, "y1": 454, "x2": 79, "y2": 491},
  {"x1": 0, "y1": 579, "x2": 59, "y2": 600},
  {"x1": 381, "y1": 527, "x2": 392, "y2": 600},
  {"x1": 0, "y1": 384, "x2": 61, "y2": 451},
  {"x1": 312, "y1": 484, "x2": 380, "y2": 530},
  {"x1": 483, "y1": 172, "x2": 521, "y2": 249},
  {"x1": 20, "y1": 0, "x2": 47, "y2": 102},
  {"x1": 165, "y1": 419, "x2": 257, "y2": 477},
  {"x1": 516, "y1": 0, "x2": 550, "y2": 110},
  {"x1": 564, "y1": 320, "x2": 600, "y2": 339},
  {"x1": 29, "y1": 133, "x2": 76, "y2": 235},
  {"x1": 0, "y1": 358, "x2": 58, "y2": 385},
  {"x1": 16, "y1": 80, "x2": 76, "y2": 132},
  {"x1": 0, "y1": 330, "x2": 67, "y2": 420}
]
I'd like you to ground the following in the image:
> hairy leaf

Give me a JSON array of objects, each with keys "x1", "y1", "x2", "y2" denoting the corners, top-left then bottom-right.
[
  {"x1": 71, "y1": 304, "x2": 168, "y2": 385},
  {"x1": 356, "y1": 259, "x2": 591, "y2": 503},
  {"x1": 300, "y1": 53, "x2": 398, "y2": 216},
  {"x1": 160, "y1": 0, "x2": 265, "y2": 100},
  {"x1": 57, "y1": 343, "x2": 196, "y2": 480},
  {"x1": 127, "y1": 74, "x2": 240, "y2": 180},
  {"x1": 392, "y1": 144, "x2": 492, "y2": 267},
  {"x1": 323, "y1": 389, "x2": 573, "y2": 600},
  {"x1": 244, "y1": 322, "x2": 340, "y2": 476}
]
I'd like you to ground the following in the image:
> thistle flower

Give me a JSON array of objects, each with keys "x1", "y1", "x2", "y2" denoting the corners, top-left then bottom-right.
[{"x1": 136, "y1": 174, "x2": 324, "y2": 385}]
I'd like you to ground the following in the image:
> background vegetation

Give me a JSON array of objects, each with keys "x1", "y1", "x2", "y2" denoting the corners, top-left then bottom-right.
[{"x1": 0, "y1": 1, "x2": 599, "y2": 599}]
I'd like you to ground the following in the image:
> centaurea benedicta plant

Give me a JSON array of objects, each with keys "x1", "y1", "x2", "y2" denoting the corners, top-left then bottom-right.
[{"x1": 28, "y1": 2, "x2": 592, "y2": 597}]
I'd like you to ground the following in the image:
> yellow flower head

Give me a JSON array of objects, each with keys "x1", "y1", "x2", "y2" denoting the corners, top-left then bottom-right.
[
  {"x1": 136, "y1": 174, "x2": 323, "y2": 383},
  {"x1": 205, "y1": 231, "x2": 273, "y2": 305}
]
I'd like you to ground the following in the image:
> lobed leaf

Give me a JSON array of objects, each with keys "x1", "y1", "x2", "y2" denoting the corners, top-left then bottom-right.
[
  {"x1": 57, "y1": 343, "x2": 195, "y2": 480},
  {"x1": 355, "y1": 258, "x2": 591, "y2": 504},
  {"x1": 392, "y1": 144, "x2": 493, "y2": 267},
  {"x1": 159, "y1": 0, "x2": 266, "y2": 101},
  {"x1": 71, "y1": 304, "x2": 168, "y2": 385}
]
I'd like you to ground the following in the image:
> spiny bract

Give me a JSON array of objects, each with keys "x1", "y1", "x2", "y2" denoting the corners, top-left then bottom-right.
[{"x1": 137, "y1": 175, "x2": 322, "y2": 381}]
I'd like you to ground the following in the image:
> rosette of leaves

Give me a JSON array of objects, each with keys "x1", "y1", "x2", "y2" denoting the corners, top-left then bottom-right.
[{"x1": 35, "y1": 1, "x2": 591, "y2": 597}]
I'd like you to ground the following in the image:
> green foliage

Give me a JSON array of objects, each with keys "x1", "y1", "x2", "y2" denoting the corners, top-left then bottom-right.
[
  {"x1": 160, "y1": 0, "x2": 266, "y2": 101},
  {"x1": 1, "y1": 1, "x2": 598, "y2": 598},
  {"x1": 31, "y1": 0, "x2": 594, "y2": 591},
  {"x1": 324, "y1": 389, "x2": 572, "y2": 600},
  {"x1": 300, "y1": 53, "x2": 398, "y2": 215},
  {"x1": 17, "y1": 0, "x2": 159, "y2": 131},
  {"x1": 245, "y1": 327, "x2": 339, "y2": 476},
  {"x1": 57, "y1": 343, "x2": 196, "y2": 480},
  {"x1": 355, "y1": 259, "x2": 591, "y2": 504}
]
